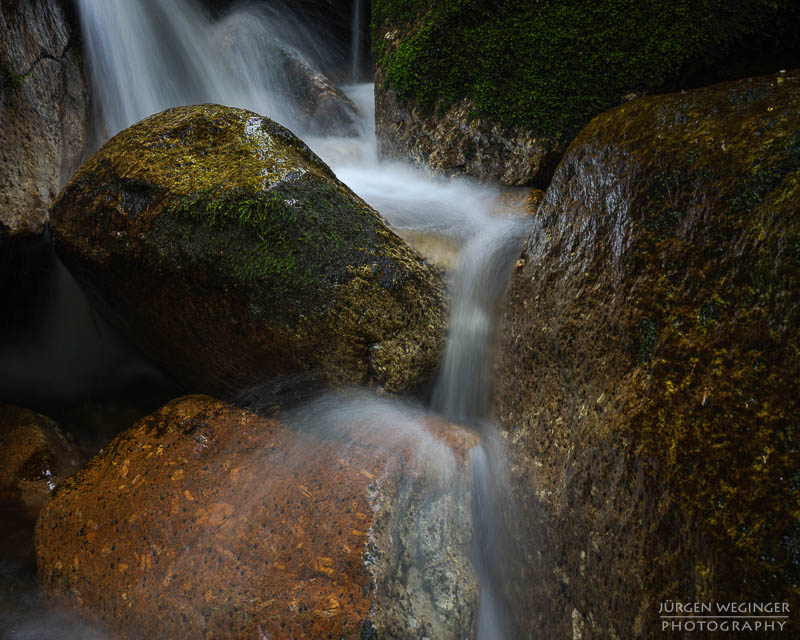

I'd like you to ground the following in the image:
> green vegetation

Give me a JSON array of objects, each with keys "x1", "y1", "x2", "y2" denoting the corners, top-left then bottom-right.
[
  {"x1": 372, "y1": 0, "x2": 800, "y2": 137},
  {"x1": 1, "y1": 66, "x2": 27, "y2": 90},
  {"x1": 162, "y1": 178, "x2": 382, "y2": 325}
]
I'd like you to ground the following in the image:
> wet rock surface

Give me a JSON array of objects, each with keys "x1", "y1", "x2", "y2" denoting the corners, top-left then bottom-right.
[
  {"x1": 0, "y1": 0, "x2": 89, "y2": 241},
  {"x1": 49, "y1": 104, "x2": 447, "y2": 397},
  {"x1": 375, "y1": 84, "x2": 563, "y2": 187},
  {"x1": 0, "y1": 404, "x2": 82, "y2": 511},
  {"x1": 278, "y1": 46, "x2": 362, "y2": 137},
  {"x1": 495, "y1": 71, "x2": 800, "y2": 637},
  {"x1": 216, "y1": 11, "x2": 362, "y2": 138},
  {"x1": 35, "y1": 394, "x2": 479, "y2": 639}
]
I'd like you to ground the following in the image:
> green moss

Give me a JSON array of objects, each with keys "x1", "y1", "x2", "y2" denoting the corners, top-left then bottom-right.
[
  {"x1": 372, "y1": 0, "x2": 800, "y2": 138},
  {"x1": 159, "y1": 177, "x2": 387, "y2": 326},
  {"x1": 1, "y1": 66, "x2": 27, "y2": 90},
  {"x1": 637, "y1": 317, "x2": 656, "y2": 364}
]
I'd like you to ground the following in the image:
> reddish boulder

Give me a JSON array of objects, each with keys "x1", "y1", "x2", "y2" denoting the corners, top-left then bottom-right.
[{"x1": 35, "y1": 395, "x2": 479, "y2": 639}]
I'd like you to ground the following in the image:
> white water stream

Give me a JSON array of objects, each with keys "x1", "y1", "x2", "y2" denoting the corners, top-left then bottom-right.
[{"x1": 66, "y1": 1, "x2": 535, "y2": 637}]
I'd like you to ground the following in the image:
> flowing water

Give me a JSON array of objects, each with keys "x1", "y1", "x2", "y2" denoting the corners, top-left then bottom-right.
[{"x1": 9, "y1": 1, "x2": 535, "y2": 637}]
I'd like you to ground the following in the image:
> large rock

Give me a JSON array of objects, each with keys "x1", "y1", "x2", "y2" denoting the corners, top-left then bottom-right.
[
  {"x1": 0, "y1": 0, "x2": 90, "y2": 241},
  {"x1": 35, "y1": 394, "x2": 479, "y2": 639},
  {"x1": 372, "y1": 0, "x2": 800, "y2": 187},
  {"x1": 495, "y1": 71, "x2": 800, "y2": 637},
  {"x1": 0, "y1": 404, "x2": 82, "y2": 510},
  {"x1": 49, "y1": 104, "x2": 447, "y2": 397}
]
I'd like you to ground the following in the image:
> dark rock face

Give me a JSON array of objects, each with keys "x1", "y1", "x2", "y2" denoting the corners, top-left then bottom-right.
[
  {"x1": 495, "y1": 71, "x2": 800, "y2": 637},
  {"x1": 372, "y1": 0, "x2": 800, "y2": 187},
  {"x1": 0, "y1": 405, "x2": 82, "y2": 510},
  {"x1": 50, "y1": 104, "x2": 447, "y2": 397},
  {"x1": 375, "y1": 81, "x2": 563, "y2": 187},
  {"x1": 279, "y1": 45, "x2": 362, "y2": 137},
  {"x1": 0, "y1": 0, "x2": 90, "y2": 241},
  {"x1": 35, "y1": 395, "x2": 479, "y2": 639}
]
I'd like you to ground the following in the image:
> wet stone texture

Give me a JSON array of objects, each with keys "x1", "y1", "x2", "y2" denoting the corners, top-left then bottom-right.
[
  {"x1": 375, "y1": 82, "x2": 564, "y2": 188},
  {"x1": 35, "y1": 395, "x2": 479, "y2": 639},
  {"x1": 49, "y1": 104, "x2": 447, "y2": 398},
  {"x1": 495, "y1": 71, "x2": 800, "y2": 637},
  {"x1": 0, "y1": 404, "x2": 82, "y2": 511},
  {"x1": 0, "y1": 0, "x2": 90, "y2": 242}
]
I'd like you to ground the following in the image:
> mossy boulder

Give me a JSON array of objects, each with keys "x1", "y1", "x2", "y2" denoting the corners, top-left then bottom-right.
[
  {"x1": 49, "y1": 104, "x2": 447, "y2": 397},
  {"x1": 35, "y1": 394, "x2": 479, "y2": 639},
  {"x1": 495, "y1": 70, "x2": 800, "y2": 637},
  {"x1": 372, "y1": 0, "x2": 800, "y2": 187}
]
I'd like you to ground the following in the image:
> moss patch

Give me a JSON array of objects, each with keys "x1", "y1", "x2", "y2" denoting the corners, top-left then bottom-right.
[
  {"x1": 373, "y1": 0, "x2": 800, "y2": 138},
  {"x1": 1, "y1": 65, "x2": 27, "y2": 90}
]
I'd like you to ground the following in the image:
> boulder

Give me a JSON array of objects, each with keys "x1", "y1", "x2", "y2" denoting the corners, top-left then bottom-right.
[
  {"x1": 495, "y1": 71, "x2": 800, "y2": 637},
  {"x1": 0, "y1": 0, "x2": 90, "y2": 242},
  {"x1": 372, "y1": 0, "x2": 800, "y2": 187},
  {"x1": 0, "y1": 405, "x2": 82, "y2": 510},
  {"x1": 215, "y1": 7, "x2": 362, "y2": 137},
  {"x1": 49, "y1": 104, "x2": 447, "y2": 397},
  {"x1": 278, "y1": 45, "x2": 362, "y2": 137},
  {"x1": 35, "y1": 394, "x2": 479, "y2": 639}
]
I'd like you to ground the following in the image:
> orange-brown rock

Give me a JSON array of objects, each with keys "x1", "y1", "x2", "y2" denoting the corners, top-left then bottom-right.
[
  {"x1": 0, "y1": 405, "x2": 82, "y2": 511},
  {"x1": 35, "y1": 395, "x2": 479, "y2": 639}
]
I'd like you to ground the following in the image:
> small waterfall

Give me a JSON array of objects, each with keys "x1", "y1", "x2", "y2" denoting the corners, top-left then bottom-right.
[
  {"x1": 432, "y1": 218, "x2": 528, "y2": 423},
  {"x1": 76, "y1": 0, "x2": 339, "y2": 140},
  {"x1": 351, "y1": 0, "x2": 363, "y2": 82}
]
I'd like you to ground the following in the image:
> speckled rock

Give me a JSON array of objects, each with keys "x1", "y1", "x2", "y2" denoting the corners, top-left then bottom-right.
[
  {"x1": 0, "y1": 0, "x2": 90, "y2": 241},
  {"x1": 495, "y1": 71, "x2": 800, "y2": 637},
  {"x1": 35, "y1": 395, "x2": 479, "y2": 639},
  {"x1": 49, "y1": 104, "x2": 447, "y2": 397},
  {"x1": 0, "y1": 405, "x2": 82, "y2": 510}
]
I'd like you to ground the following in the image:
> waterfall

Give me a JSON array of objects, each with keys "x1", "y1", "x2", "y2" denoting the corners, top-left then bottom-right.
[
  {"x1": 351, "y1": 0, "x2": 363, "y2": 82},
  {"x1": 60, "y1": 3, "x2": 533, "y2": 638},
  {"x1": 76, "y1": 0, "x2": 337, "y2": 140}
]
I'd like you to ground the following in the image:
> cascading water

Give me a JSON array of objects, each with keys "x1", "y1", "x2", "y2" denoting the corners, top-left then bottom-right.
[
  {"x1": 351, "y1": 0, "x2": 363, "y2": 82},
  {"x1": 15, "y1": 1, "x2": 535, "y2": 638},
  {"x1": 77, "y1": 0, "x2": 346, "y2": 139}
]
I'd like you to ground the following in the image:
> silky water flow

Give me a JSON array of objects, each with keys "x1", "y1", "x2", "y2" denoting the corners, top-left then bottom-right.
[{"x1": 11, "y1": 1, "x2": 539, "y2": 637}]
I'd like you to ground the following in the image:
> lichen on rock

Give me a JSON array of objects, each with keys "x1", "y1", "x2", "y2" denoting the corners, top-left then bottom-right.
[
  {"x1": 49, "y1": 104, "x2": 447, "y2": 397},
  {"x1": 35, "y1": 394, "x2": 479, "y2": 639},
  {"x1": 495, "y1": 70, "x2": 800, "y2": 636}
]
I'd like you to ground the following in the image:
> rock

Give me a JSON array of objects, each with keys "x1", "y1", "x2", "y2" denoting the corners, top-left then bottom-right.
[
  {"x1": 35, "y1": 394, "x2": 479, "y2": 639},
  {"x1": 0, "y1": 405, "x2": 82, "y2": 510},
  {"x1": 375, "y1": 86, "x2": 563, "y2": 187},
  {"x1": 278, "y1": 46, "x2": 362, "y2": 137},
  {"x1": 49, "y1": 104, "x2": 447, "y2": 397},
  {"x1": 372, "y1": 0, "x2": 800, "y2": 187},
  {"x1": 495, "y1": 70, "x2": 800, "y2": 637},
  {"x1": 216, "y1": 8, "x2": 362, "y2": 137},
  {"x1": 0, "y1": 0, "x2": 90, "y2": 242}
]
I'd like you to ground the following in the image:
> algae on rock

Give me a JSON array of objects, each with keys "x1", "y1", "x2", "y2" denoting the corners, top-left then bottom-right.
[
  {"x1": 50, "y1": 104, "x2": 447, "y2": 397},
  {"x1": 495, "y1": 70, "x2": 800, "y2": 637}
]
